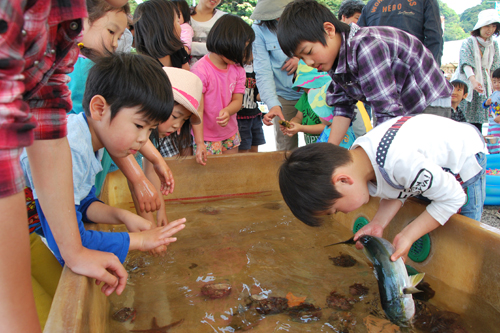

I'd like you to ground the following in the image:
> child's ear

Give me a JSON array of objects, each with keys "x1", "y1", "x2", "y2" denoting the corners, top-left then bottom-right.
[
  {"x1": 324, "y1": 22, "x2": 336, "y2": 39},
  {"x1": 463, "y1": 93, "x2": 468, "y2": 100},
  {"x1": 331, "y1": 173, "x2": 354, "y2": 186},
  {"x1": 89, "y1": 95, "x2": 108, "y2": 121}
]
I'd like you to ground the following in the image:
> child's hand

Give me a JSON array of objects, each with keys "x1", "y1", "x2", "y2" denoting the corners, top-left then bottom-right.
[
  {"x1": 217, "y1": 109, "x2": 230, "y2": 127},
  {"x1": 153, "y1": 159, "x2": 175, "y2": 195},
  {"x1": 390, "y1": 232, "x2": 412, "y2": 262},
  {"x1": 486, "y1": 98, "x2": 492, "y2": 106},
  {"x1": 129, "y1": 218, "x2": 186, "y2": 252},
  {"x1": 284, "y1": 122, "x2": 300, "y2": 136},
  {"x1": 123, "y1": 213, "x2": 153, "y2": 233},
  {"x1": 353, "y1": 222, "x2": 385, "y2": 250},
  {"x1": 195, "y1": 142, "x2": 208, "y2": 166},
  {"x1": 128, "y1": 177, "x2": 161, "y2": 213}
]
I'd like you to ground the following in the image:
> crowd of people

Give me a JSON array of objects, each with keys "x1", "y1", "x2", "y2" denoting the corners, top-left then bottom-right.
[{"x1": 1, "y1": 0, "x2": 499, "y2": 331}]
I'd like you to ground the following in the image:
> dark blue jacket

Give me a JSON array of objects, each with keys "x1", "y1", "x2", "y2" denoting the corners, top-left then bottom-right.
[{"x1": 358, "y1": 0, "x2": 443, "y2": 67}]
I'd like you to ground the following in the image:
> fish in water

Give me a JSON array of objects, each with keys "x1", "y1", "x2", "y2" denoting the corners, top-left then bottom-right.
[{"x1": 325, "y1": 235, "x2": 425, "y2": 327}]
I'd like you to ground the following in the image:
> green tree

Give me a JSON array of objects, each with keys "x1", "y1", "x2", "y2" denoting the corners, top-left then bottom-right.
[
  {"x1": 459, "y1": 0, "x2": 495, "y2": 34},
  {"x1": 217, "y1": 0, "x2": 257, "y2": 24},
  {"x1": 438, "y1": 0, "x2": 468, "y2": 41}
]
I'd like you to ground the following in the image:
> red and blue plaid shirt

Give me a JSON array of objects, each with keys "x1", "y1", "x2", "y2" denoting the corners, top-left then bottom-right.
[{"x1": 0, "y1": 0, "x2": 87, "y2": 148}]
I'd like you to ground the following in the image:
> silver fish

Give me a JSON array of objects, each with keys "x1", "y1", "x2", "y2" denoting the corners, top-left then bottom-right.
[{"x1": 326, "y1": 235, "x2": 424, "y2": 327}]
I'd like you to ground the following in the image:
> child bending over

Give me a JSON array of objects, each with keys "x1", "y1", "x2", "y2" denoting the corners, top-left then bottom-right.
[
  {"x1": 20, "y1": 54, "x2": 186, "y2": 266},
  {"x1": 279, "y1": 115, "x2": 486, "y2": 262},
  {"x1": 276, "y1": 0, "x2": 452, "y2": 145}
]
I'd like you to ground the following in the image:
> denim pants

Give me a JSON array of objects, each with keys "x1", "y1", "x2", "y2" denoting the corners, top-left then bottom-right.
[{"x1": 460, "y1": 152, "x2": 486, "y2": 222}]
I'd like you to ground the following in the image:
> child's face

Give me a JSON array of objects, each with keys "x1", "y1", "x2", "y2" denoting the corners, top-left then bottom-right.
[
  {"x1": 294, "y1": 23, "x2": 340, "y2": 72},
  {"x1": 83, "y1": 10, "x2": 128, "y2": 54},
  {"x1": 157, "y1": 104, "x2": 191, "y2": 138},
  {"x1": 199, "y1": 0, "x2": 221, "y2": 9},
  {"x1": 97, "y1": 104, "x2": 159, "y2": 157},
  {"x1": 480, "y1": 24, "x2": 497, "y2": 40},
  {"x1": 341, "y1": 12, "x2": 361, "y2": 25},
  {"x1": 451, "y1": 85, "x2": 466, "y2": 104},
  {"x1": 493, "y1": 77, "x2": 500, "y2": 91}
]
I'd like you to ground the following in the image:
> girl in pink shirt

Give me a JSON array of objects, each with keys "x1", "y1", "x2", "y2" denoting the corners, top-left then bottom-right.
[{"x1": 191, "y1": 14, "x2": 255, "y2": 157}]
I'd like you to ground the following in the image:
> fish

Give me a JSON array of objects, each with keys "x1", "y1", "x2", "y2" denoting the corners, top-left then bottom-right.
[{"x1": 325, "y1": 235, "x2": 425, "y2": 327}]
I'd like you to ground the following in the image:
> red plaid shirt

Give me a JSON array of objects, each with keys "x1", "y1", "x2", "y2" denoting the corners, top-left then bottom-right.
[{"x1": 0, "y1": 0, "x2": 87, "y2": 148}]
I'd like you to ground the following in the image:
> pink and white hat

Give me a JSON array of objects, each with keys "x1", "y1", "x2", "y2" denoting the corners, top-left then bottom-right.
[{"x1": 162, "y1": 67, "x2": 203, "y2": 125}]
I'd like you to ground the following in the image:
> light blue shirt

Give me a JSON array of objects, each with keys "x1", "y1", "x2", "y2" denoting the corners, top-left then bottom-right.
[
  {"x1": 251, "y1": 22, "x2": 302, "y2": 110},
  {"x1": 21, "y1": 113, "x2": 104, "y2": 205}
]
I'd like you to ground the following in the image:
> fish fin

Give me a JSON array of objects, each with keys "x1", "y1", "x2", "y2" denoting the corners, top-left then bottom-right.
[
  {"x1": 403, "y1": 287, "x2": 423, "y2": 294},
  {"x1": 324, "y1": 236, "x2": 355, "y2": 248},
  {"x1": 409, "y1": 272, "x2": 425, "y2": 287}
]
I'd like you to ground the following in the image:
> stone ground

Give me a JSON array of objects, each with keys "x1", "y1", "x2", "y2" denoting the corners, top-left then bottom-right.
[{"x1": 481, "y1": 205, "x2": 500, "y2": 229}]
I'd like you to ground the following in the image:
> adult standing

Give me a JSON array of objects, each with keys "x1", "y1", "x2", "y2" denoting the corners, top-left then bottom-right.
[
  {"x1": 457, "y1": 9, "x2": 500, "y2": 133},
  {"x1": 357, "y1": 0, "x2": 443, "y2": 67},
  {"x1": 251, "y1": 0, "x2": 302, "y2": 151},
  {"x1": 190, "y1": 0, "x2": 226, "y2": 66}
]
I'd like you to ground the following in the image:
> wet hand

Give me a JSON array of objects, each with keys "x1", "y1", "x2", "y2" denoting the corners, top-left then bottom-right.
[
  {"x1": 153, "y1": 159, "x2": 175, "y2": 195},
  {"x1": 353, "y1": 222, "x2": 385, "y2": 250},
  {"x1": 390, "y1": 233, "x2": 412, "y2": 262},
  {"x1": 124, "y1": 214, "x2": 153, "y2": 232},
  {"x1": 135, "y1": 218, "x2": 186, "y2": 252}
]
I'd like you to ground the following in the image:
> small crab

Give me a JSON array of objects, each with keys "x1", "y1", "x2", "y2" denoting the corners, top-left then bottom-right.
[
  {"x1": 278, "y1": 120, "x2": 291, "y2": 128},
  {"x1": 111, "y1": 307, "x2": 136, "y2": 323}
]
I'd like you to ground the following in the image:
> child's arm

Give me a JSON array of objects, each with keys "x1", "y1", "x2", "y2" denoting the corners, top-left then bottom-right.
[
  {"x1": 327, "y1": 116, "x2": 352, "y2": 145},
  {"x1": 139, "y1": 140, "x2": 175, "y2": 195},
  {"x1": 193, "y1": 95, "x2": 207, "y2": 165},
  {"x1": 354, "y1": 198, "x2": 403, "y2": 241},
  {"x1": 143, "y1": 158, "x2": 168, "y2": 226},
  {"x1": 128, "y1": 218, "x2": 186, "y2": 252},
  {"x1": 217, "y1": 93, "x2": 244, "y2": 127},
  {"x1": 85, "y1": 200, "x2": 153, "y2": 232},
  {"x1": 111, "y1": 154, "x2": 161, "y2": 213},
  {"x1": 484, "y1": 98, "x2": 492, "y2": 108}
]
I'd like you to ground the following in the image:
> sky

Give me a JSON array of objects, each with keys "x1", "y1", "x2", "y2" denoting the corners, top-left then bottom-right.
[{"x1": 441, "y1": 0, "x2": 483, "y2": 14}]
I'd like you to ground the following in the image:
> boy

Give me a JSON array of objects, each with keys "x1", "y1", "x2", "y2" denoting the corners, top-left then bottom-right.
[
  {"x1": 450, "y1": 80, "x2": 468, "y2": 122},
  {"x1": 279, "y1": 115, "x2": 486, "y2": 262},
  {"x1": 275, "y1": 0, "x2": 452, "y2": 146},
  {"x1": 338, "y1": 0, "x2": 365, "y2": 25},
  {"x1": 20, "y1": 53, "x2": 186, "y2": 266}
]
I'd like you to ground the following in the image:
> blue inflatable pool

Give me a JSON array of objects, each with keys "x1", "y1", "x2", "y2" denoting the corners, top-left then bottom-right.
[{"x1": 485, "y1": 154, "x2": 500, "y2": 205}]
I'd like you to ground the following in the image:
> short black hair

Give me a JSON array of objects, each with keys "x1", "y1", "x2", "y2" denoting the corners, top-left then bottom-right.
[
  {"x1": 134, "y1": 0, "x2": 184, "y2": 58},
  {"x1": 337, "y1": 0, "x2": 365, "y2": 21},
  {"x1": 279, "y1": 143, "x2": 352, "y2": 226},
  {"x1": 278, "y1": 0, "x2": 351, "y2": 58},
  {"x1": 493, "y1": 68, "x2": 500, "y2": 79},
  {"x1": 171, "y1": 0, "x2": 191, "y2": 25},
  {"x1": 83, "y1": 53, "x2": 174, "y2": 124},
  {"x1": 206, "y1": 14, "x2": 255, "y2": 67},
  {"x1": 471, "y1": 22, "x2": 500, "y2": 37},
  {"x1": 451, "y1": 79, "x2": 468, "y2": 95}
]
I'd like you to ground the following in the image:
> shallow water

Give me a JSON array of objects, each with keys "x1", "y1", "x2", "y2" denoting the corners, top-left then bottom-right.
[{"x1": 107, "y1": 191, "x2": 499, "y2": 332}]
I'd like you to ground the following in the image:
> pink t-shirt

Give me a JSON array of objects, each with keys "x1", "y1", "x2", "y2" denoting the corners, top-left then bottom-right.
[
  {"x1": 180, "y1": 23, "x2": 193, "y2": 50},
  {"x1": 191, "y1": 54, "x2": 246, "y2": 141}
]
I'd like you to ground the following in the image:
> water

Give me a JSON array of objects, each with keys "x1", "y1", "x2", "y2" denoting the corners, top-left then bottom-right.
[{"x1": 107, "y1": 191, "x2": 499, "y2": 332}]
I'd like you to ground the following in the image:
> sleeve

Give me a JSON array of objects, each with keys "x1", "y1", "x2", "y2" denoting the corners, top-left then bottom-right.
[
  {"x1": 191, "y1": 62, "x2": 208, "y2": 94},
  {"x1": 251, "y1": 24, "x2": 281, "y2": 110},
  {"x1": 350, "y1": 37, "x2": 403, "y2": 120},
  {"x1": 180, "y1": 24, "x2": 193, "y2": 50},
  {"x1": 233, "y1": 66, "x2": 246, "y2": 95},
  {"x1": 328, "y1": 81, "x2": 357, "y2": 120},
  {"x1": 0, "y1": 1, "x2": 37, "y2": 148},
  {"x1": 70, "y1": 141, "x2": 90, "y2": 205},
  {"x1": 393, "y1": 153, "x2": 466, "y2": 225},
  {"x1": 423, "y1": 0, "x2": 444, "y2": 66}
]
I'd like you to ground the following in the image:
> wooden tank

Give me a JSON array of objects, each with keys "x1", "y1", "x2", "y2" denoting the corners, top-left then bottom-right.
[{"x1": 43, "y1": 152, "x2": 500, "y2": 332}]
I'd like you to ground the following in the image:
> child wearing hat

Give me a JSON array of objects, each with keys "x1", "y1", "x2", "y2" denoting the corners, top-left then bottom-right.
[
  {"x1": 457, "y1": 8, "x2": 500, "y2": 133},
  {"x1": 141, "y1": 67, "x2": 203, "y2": 227}
]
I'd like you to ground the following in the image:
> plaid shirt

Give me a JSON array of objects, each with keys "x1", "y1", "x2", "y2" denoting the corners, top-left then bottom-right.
[
  {"x1": 326, "y1": 24, "x2": 452, "y2": 125},
  {"x1": 0, "y1": 0, "x2": 87, "y2": 148}
]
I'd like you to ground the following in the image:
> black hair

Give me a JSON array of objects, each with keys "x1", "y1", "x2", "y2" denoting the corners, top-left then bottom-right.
[
  {"x1": 471, "y1": 22, "x2": 500, "y2": 37},
  {"x1": 493, "y1": 68, "x2": 500, "y2": 79},
  {"x1": 279, "y1": 143, "x2": 352, "y2": 227},
  {"x1": 134, "y1": 0, "x2": 184, "y2": 59},
  {"x1": 171, "y1": 0, "x2": 191, "y2": 24},
  {"x1": 81, "y1": 0, "x2": 130, "y2": 59},
  {"x1": 149, "y1": 103, "x2": 193, "y2": 157},
  {"x1": 82, "y1": 53, "x2": 174, "y2": 124},
  {"x1": 256, "y1": 20, "x2": 278, "y2": 34},
  {"x1": 337, "y1": 0, "x2": 365, "y2": 21},
  {"x1": 206, "y1": 14, "x2": 255, "y2": 66},
  {"x1": 278, "y1": 0, "x2": 350, "y2": 58},
  {"x1": 451, "y1": 79, "x2": 469, "y2": 95}
]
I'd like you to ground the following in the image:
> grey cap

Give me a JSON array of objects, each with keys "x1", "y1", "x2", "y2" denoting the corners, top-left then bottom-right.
[{"x1": 250, "y1": 0, "x2": 294, "y2": 21}]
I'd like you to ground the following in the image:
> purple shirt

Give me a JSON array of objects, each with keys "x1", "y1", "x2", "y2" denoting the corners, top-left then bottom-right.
[{"x1": 326, "y1": 24, "x2": 452, "y2": 124}]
